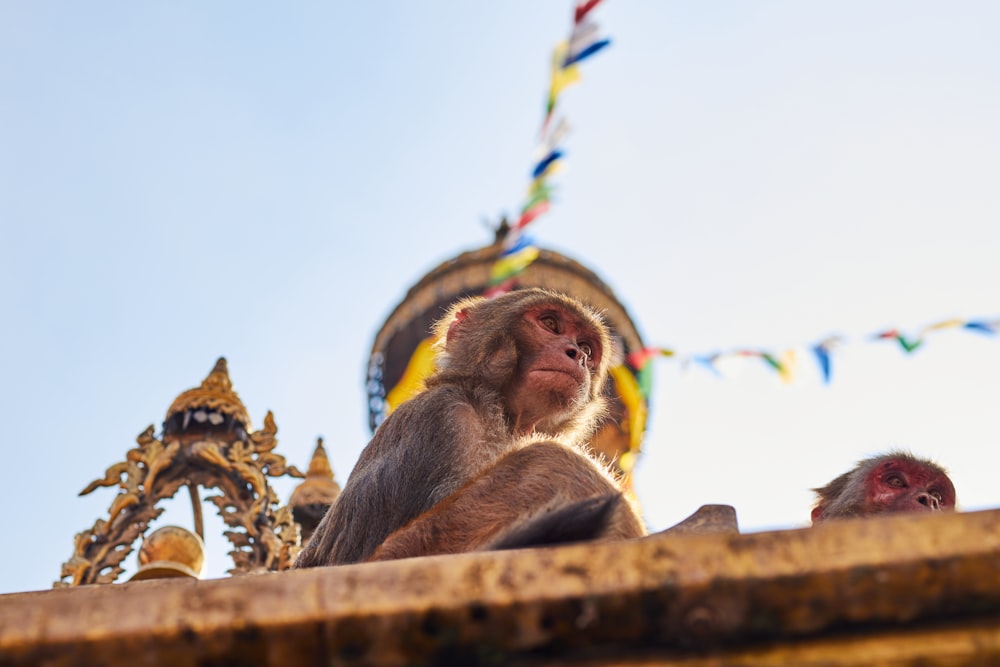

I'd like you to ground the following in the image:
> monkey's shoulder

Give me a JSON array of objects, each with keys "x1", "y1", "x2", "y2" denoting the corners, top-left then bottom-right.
[{"x1": 377, "y1": 386, "x2": 497, "y2": 439}]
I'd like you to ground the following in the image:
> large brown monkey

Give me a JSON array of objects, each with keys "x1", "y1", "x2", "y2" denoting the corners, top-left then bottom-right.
[
  {"x1": 295, "y1": 288, "x2": 645, "y2": 567},
  {"x1": 811, "y1": 451, "x2": 956, "y2": 523}
]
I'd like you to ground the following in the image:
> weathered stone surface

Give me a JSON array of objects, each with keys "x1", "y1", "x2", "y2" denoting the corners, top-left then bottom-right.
[
  {"x1": 659, "y1": 504, "x2": 738, "y2": 536},
  {"x1": 3, "y1": 508, "x2": 1000, "y2": 666}
]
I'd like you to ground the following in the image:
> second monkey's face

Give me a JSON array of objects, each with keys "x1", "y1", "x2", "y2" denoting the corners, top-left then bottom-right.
[
  {"x1": 864, "y1": 458, "x2": 956, "y2": 515},
  {"x1": 504, "y1": 303, "x2": 605, "y2": 435}
]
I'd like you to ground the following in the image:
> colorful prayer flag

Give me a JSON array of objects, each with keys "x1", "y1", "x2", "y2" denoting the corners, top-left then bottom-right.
[
  {"x1": 501, "y1": 229, "x2": 536, "y2": 254},
  {"x1": 549, "y1": 61, "x2": 581, "y2": 101},
  {"x1": 483, "y1": 279, "x2": 517, "y2": 298},
  {"x1": 690, "y1": 354, "x2": 722, "y2": 377},
  {"x1": 535, "y1": 117, "x2": 571, "y2": 159},
  {"x1": 964, "y1": 320, "x2": 997, "y2": 335},
  {"x1": 812, "y1": 344, "x2": 832, "y2": 384},
  {"x1": 515, "y1": 200, "x2": 550, "y2": 229},
  {"x1": 626, "y1": 347, "x2": 675, "y2": 371},
  {"x1": 565, "y1": 38, "x2": 611, "y2": 67},
  {"x1": 521, "y1": 182, "x2": 555, "y2": 212},
  {"x1": 532, "y1": 150, "x2": 564, "y2": 179},
  {"x1": 921, "y1": 318, "x2": 965, "y2": 334},
  {"x1": 874, "y1": 329, "x2": 923, "y2": 353},
  {"x1": 490, "y1": 245, "x2": 540, "y2": 284},
  {"x1": 574, "y1": 0, "x2": 605, "y2": 24},
  {"x1": 568, "y1": 20, "x2": 600, "y2": 57}
]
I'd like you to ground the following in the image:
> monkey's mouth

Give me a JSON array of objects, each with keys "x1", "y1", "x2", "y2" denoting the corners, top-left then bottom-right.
[
  {"x1": 533, "y1": 367, "x2": 586, "y2": 381},
  {"x1": 531, "y1": 368, "x2": 589, "y2": 392}
]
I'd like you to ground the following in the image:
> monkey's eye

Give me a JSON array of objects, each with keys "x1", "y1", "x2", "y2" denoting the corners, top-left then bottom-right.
[
  {"x1": 885, "y1": 474, "x2": 906, "y2": 488},
  {"x1": 539, "y1": 314, "x2": 559, "y2": 333},
  {"x1": 578, "y1": 342, "x2": 593, "y2": 359}
]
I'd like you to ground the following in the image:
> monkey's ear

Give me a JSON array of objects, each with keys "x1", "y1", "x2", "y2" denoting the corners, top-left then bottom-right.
[
  {"x1": 810, "y1": 505, "x2": 824, "y2": 523},
  {"x1": 445, "y1": 308, "x2": 472, "y2": 347}
]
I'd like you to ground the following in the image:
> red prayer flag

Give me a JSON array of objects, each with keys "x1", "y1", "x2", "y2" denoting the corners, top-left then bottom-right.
[
  {"x1": 515, "y1": 200, "x2": 550, "y2": 229},
  {"x1": 574, "y1": 0, "x2": 604, "y2": 24}
]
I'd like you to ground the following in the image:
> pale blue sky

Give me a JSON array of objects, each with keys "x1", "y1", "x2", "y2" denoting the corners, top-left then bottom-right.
[{"x1": 2, "y1": 2, "x2": 998, "y2": 594}]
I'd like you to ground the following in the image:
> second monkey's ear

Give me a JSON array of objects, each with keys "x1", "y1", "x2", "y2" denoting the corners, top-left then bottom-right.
[{"x1": 446, "y1": 309, "x2": 472, "y2": 347}]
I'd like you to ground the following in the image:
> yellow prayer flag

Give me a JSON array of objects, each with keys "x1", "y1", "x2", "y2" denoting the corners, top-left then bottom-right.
[
  {"x1": 527, "y1": 163, "x2": 563, "y2": 196},
  {"x1": 384, "y1": 337, "x2": 438, "y2": 416},
  {"x1": 921, "y1": 318, "x2": 965, "y2": 334},
  {"x1": 547, "y1": 40, "x2": 582, "y2": 101},
  {"x1": 609, "y1": 364, "x2": 648, "y2": 455},
  {"x1": 490, "y1": 246, "x2": 541, "y2": 282},
  {"x1": 778, "y1": 349, "x2": 798, "y2": 383},
  {"x1": 550, "y1": 63, "x2": 581, "y2": 99}
]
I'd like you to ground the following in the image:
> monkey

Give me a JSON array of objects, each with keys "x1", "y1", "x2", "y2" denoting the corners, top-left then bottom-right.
[
  {"x1": 810, "y1": 451, "x2": 956, "y2": 523},
  {"x1": 295, "y1": 288, "x2": 645, "y2": 567}
]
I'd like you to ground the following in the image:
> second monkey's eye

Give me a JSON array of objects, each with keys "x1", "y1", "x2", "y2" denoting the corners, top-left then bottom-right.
[
  {"x1": 539, "y1": 314, "x2": 559, "y2": 333},
  {"x1": 885, "y1": 474, "x2": 906, "y2": 488}
]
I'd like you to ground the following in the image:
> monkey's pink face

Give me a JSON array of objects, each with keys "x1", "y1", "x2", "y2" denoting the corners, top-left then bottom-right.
[
  {"x1": 865, "y1": 459, "x2": 956, "y2": 515},
  {"x1": 505, "y1": 304, "x2": 604, "y2": 434},
  {"x1": 524, "y1": 305, "x2": 603, "y2": 386}
]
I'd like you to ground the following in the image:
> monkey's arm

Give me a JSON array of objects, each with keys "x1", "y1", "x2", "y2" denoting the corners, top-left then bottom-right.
[
  {"x1": 368, "y1": 442, "x2": 646, "y2": 562},
  {"x1": 296, "y1": 390, "x2": 492, "y2": 567}
]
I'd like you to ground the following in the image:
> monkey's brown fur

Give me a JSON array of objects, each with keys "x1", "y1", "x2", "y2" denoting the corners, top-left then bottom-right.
[
  {"x1": 295, "y1": 288, "x2": 644, "y2": 567},
  {"x1": 370, "y1": 442, "x2": 643, "y2": 561}
]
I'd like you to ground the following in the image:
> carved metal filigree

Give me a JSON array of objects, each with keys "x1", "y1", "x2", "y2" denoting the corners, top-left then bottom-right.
[{"x1": 57, "y1": 360, "x2": 304, "y2": 587}]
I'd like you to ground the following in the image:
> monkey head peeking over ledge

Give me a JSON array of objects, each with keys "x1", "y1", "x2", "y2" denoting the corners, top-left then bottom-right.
[
  {"x1": 810, "y1": 451, "x2": 956, "y2": 523},
  {"x1": 295, "y1": 287, "x2": 646, "y2": 568}
]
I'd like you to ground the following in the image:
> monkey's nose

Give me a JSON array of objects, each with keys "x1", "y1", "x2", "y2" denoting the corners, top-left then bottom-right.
[
  {"x1": 917, "y1": 493, "x2": 941, "y2": 511},
  {"x1": 565, "y1": 345, "x2": 586, "y2": 366}
]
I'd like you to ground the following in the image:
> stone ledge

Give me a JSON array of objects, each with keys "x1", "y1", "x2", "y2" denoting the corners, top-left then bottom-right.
[{"x1": 3, "y1": 508, "x2": 999, "y2": 666}]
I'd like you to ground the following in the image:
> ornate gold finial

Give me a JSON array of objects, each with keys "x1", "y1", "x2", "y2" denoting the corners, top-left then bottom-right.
[
  {"x1": 164, "y1": 357, "x2": 252, "y2": 437},
  {"x1": 289, "y1": 438, "x2": 342, "y2": 544},
  {"x1": 57, "y1": 359, "x2": 304, "y2": 587},
  {"x1": 307, "y1": 438, "x2": 335, "y2": 481},
  {"x1": 129, "y1": 525, "x2": 206, "y2": 581}
]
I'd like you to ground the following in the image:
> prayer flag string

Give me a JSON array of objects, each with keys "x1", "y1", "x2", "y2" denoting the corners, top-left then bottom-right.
[
  {"x1": 627, "y1": 316, "x2": 998, "y2": 399},
  {"x1": 486, "y1": 0, "x2": 612, "y2": 297}
]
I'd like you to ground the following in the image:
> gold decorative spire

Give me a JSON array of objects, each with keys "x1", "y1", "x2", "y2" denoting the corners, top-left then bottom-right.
[
  {"x1": 289, "y1": 438, "x2": 341, "y2": 508},
  {"x1": 307, "y1": 438, "x2": 334, "y2": 477},
  {"x1": 59, "y1": 357, "x2": 305, "y2": 586},
  {"x1": 165, "y1": 357, "x2": 252, "y2": 433},
  {"x1": 289, "y1": 438, "x2": 342, "y2": 543}
]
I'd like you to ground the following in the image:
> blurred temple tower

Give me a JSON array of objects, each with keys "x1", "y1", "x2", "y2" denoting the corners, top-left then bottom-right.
[{"x1": 367, "y1": 225, "x2": 651, "y2": 488}]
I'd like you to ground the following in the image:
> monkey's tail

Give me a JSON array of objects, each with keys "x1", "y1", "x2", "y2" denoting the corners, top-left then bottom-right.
[{"x1": 486, "y1": 494, "x2": 621, "y2": 551}]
